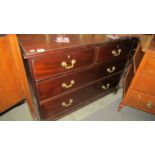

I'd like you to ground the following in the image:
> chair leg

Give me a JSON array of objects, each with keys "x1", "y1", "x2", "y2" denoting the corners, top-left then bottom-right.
[{"x1": 118, "y1": 102, "x2": 124, "y2": 111}]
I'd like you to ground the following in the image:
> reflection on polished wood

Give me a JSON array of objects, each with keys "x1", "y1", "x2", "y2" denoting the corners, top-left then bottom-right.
[{"x1": 18, "y1": 34, "x2": 137, "y2": 120}]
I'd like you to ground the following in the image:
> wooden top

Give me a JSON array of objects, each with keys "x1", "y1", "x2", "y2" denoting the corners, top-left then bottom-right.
[{"x1": 18, "y1": 34, "x2": 133, "y2": 59}]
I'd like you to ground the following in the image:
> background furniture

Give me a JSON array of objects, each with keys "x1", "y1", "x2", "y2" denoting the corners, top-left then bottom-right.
[
  {"x1": 119, "y1": 36, "x2": 155, "y2": 114},
  {"x1": 0, "y1": 35, "x2": 36, "y2": 119},
  {"x1": 18, "y1": 34, "x2": 137, "y2": 120}
]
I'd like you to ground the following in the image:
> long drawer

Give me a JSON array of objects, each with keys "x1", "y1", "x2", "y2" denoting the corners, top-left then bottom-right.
[
  {"x1": 124, "y1": 90, "x2": 155, "y2": 115},
  {"x1": 96, "y1": 39, "x2": 133, "y2": 63},
  {"x1": 133, "y1": 75, "x2": 155, "y2": 96},
  {"x1": 40, "y1": 73, "x2": 121, "y2": 120},
  {"x1": 37, "y1": 58, "x2": 127, "y2": 101},
  {"x1": 31, "y1": 47, "x2": 96, "y2": 81}
]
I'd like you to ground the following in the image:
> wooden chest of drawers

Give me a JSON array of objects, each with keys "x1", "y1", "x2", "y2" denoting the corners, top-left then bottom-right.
[
  {"x1": 18, "y1": 34, "x2": 137, "y2": 120},
  {"x1": 119, "y1": 38, "x2": 155, "y2": 115}
]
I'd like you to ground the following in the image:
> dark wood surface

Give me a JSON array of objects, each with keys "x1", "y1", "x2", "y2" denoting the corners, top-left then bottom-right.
[
  {"x1": 18, "y1": 34, "x2": 134, "y2": 59},
  {"x1": 31, "y1": 47, "x2": 96, "y2": 81},
  {"x1": 40, "y1": 73, "x2": 121, "y2": 120},
  {"x1": 18, "y1": 34, "x2": 136, "y2": 120},
  {"x1": 96, "y1": 39, "x2": 133, "y2": 63},
  {"x1": 37, "y1": 57, "x2": 127, "y2": 101}
]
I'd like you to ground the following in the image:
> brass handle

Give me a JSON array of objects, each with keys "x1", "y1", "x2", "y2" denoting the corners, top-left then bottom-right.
[
  {"x1": 107, "y1": 66, "x2": 116, "y2": 73},
  {"x1": 61, "y1": 59, "x2": 76, "y2": 69},
  {"x1": 61, "y1": 99, "x2": 73, "y2": 107},
  {"x1": 62, "y1": 80, "x2": 75, "y2": 89},
  {"x1": 112, "y1": 48, "x2": 122, "y2": 56},
  {"x1": 101, "y1": 83, "x2": 110, "y2": 90},
  {"x1": 146, "y1": 101, "x2": 153, "y2": 109}
]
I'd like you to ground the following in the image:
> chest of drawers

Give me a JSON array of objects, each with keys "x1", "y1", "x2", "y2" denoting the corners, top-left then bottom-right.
[
  {"x1": 119, "y1": 38, "x2": 155, "y2": 115},
  {"x1": 18, "y1": 34, "x2": 137, "y2": 120}
]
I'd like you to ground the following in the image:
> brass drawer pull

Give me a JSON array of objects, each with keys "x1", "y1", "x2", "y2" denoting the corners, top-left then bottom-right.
[
  {"x1": 112, "y1": 48, "x2": 122, "y2": 56},
  {"x1": 61, "y1": 59, "x2": 76, "y2": 70},
  {"x1": 101, "y1": 83, "x2": 110, "y2": 90},
  {"x1": 107, "y1": 66, "x2": 116, "y2": 73},
  {"x1": 61, "y1": 99, "x2": 73, "y2": 107},
  {"x1": 146, "y1": 101, "x2": 153, "y2": 109},
  {"x1": 62, "y1": 80, "x2": 75, "y2": 89}
]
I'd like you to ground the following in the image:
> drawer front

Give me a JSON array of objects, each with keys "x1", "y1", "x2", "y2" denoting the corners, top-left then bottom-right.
[
  {"x1": 139, "y1": 56, "x2": 155, "y2": 78},
  {"x1": 133, "y1": 75, "x2": 155, "y2": 96},
  {"x1": 40, "y1": 73, "x2": 121, "y2": 120},
  {"x1": 37, "y1": 58, "x2": 126, "y2": 101},
  {"x1": 96, "y1": 40, "x2": 132, "y2": 63},
  {"x1": 31, "y1": 47, "x2": 96, "y2": 81},
  {"x1": 124, "y1": 91, "x2": 155, "y2": 114}
]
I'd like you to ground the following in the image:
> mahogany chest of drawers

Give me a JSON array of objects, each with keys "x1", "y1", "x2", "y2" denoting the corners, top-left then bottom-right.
[{"x1": 18, "y1": 34, "x2": 137, "y2": 120}]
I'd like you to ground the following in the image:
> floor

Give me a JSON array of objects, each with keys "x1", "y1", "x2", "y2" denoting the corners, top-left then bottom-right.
[{"x1": 0, "y1": 89, "x2": 155, "y2": 121}]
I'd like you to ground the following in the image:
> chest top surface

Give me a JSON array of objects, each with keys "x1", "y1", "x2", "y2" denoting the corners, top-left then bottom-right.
[{"x1": 18, "y1": 34, "x2": 133, "y2": 59}]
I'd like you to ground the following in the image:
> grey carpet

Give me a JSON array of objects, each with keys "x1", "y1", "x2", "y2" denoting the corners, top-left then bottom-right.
[{"x1": 83, "y1": 98, "x2": 155, "y2": 121}]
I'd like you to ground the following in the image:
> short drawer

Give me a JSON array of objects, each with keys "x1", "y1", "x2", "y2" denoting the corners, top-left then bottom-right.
[
  {"x1": 133, "y1": 75, "x2": 155, "y2": 96},
  {"x1": 124, "y1": 90, "x2": 155, "y2": 114},
  {"x1": 96, "y1": 40, "x2": 132, "y2": 63},
  {"x1": 37, "y1": 58, "x2": 126, "y2": 101},
  {"x1": 31, "y1": 47, "x2": 96, "y2": 81},
  {"x1": 40, "y1": 73, "x2": 121, "y2": 120}
]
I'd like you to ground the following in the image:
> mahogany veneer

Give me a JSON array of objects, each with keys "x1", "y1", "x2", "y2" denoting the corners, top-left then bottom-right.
[
  {"x1": 41, "y1": 73, "x2": 121, "y2": 120},
  {"x1": 18, "y1": 34, "x2": 137, "y2": 120},
  {"x1": 96, "y1": 39, "x2": 133, "y2": 62},
  {"x1": 37, "y1": 58, "x2": 127, "y2": 101},
  {"x1": 31, "y1": 47, "x2": 96, "y2": 81}
]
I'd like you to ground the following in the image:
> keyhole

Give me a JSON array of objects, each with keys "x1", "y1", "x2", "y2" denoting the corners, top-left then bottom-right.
[{"x1": 67, "y1": 55, "x2": 71, "y2": 59}]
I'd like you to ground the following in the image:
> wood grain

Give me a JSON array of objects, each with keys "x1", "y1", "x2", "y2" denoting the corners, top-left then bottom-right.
[
  {"x1": 96, "y1": 39, "x2": 133, "y2": 62},
  {"x1": 41, "y1": 73, "x2": 121, "y2": 120},
  {"x1": 124, "y1": 90, "x2": 155, "y2": 114},
  {"x1": 18, "y1": 34, "x2": 134, "y2": 59},
  {"x1": 37, "y1": 57, "x2": 127, "y2": 101},
  {"x1": 31, "y1": 47, "x2": 96, "y2": 81},
  {"x1": 7, "y1": 35, "x2": 37, "y2": 119},
  {"x1": 0, "y1": 36, "x2": 24, "y2": 113},
  {"x1": 18, "y1": 34, "x2": 136, "y2": 120},
  {"x1": 121, "y1": 37, "x2": 155, "y2": 115}
]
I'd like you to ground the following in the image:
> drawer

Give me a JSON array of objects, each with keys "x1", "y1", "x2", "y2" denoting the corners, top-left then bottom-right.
[
  {"x1": 139, "y1": 56, "x2": 155, "y2": 78},
  {"x1": 96, "y1": 40, "x2": 132, "y2": 63},
  {"x1": 40, "y1": 73, "x2": 121, "y2": 120},
  {"x1": 37, "y1": 58, "x2": 127, "y2": 101},
  {"x1": 133, "y1": 75, "x2": 155, "y2": 96},
  {"x1": 124, "y1": 90, "x2": 155, "y2": 114},
  {"x1": 31, "y1": 47, "x2": 96, "y2": 81}
]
